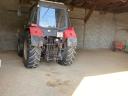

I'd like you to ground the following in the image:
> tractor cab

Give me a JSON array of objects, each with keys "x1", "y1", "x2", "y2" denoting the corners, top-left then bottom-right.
[{"x1": 29, "y1": 0, "x2": 69, "y2": 37}]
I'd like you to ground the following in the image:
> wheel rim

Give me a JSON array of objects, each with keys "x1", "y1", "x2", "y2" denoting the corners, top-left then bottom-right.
[{"x1": 24, "y1": 40, "x2": 28, "y2": 60}]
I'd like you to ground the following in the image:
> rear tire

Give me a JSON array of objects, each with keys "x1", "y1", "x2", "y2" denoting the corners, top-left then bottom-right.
[
  {"x1": 23, "y1": 40, "x2": 41, "y2": 68},
  {"x1": 17, "y1": 39, "x2": 23, "y2": 57},
  {"x1": 58, "y1": 47, "x2": 76, "y2": 66}
]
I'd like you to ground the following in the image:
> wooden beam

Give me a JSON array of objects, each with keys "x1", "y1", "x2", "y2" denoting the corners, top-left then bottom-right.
[
  {"x1": 65, "y1": 0, "x2": 73, "y2": 4},
  {"x1": 84, "y1": 5, "x2": 96, "y2": 23}
]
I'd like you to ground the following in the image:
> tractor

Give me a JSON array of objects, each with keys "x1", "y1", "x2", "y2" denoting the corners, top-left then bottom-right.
[{"x1": 17, "y1": 0, "x2": 77, "y2": 68}]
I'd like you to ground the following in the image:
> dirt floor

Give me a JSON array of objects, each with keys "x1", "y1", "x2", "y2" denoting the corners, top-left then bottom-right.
[{"x1": 0, "y1": 49, "x2": 128, "y2": 96}]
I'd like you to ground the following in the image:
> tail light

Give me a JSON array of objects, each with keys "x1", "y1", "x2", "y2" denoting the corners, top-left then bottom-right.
[
  {"x1": 64, "y1": 27, "x2": 77, "y2": 39},
  {"x1": 29, "y1": 24, "x2": 43, "y2": 37}
]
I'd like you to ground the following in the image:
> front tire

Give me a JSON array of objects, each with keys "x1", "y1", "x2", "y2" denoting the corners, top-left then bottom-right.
[
  {"x1": 58, "y1": 47, "x2": 76, "y2": 66},
  {"x1": 23, "y1": 40, "x2": 41, "y2": 68}
]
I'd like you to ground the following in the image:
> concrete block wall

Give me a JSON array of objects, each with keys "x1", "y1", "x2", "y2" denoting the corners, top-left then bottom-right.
[
  {"x1": 0, "y1": 12, "x2": 23, "y2": 50},
  {"x1": 0, "y1": 0, "x2": 25, "y2": 50},
  {"x1": 85, "y1": 11, "x2": 116, "y2": 49},
  {"x1": 114, "y1": 13, "x2": 128, "y2": 42},
  {"x1": 70, "y1": 8, "x2": 128, "y2": 49}
]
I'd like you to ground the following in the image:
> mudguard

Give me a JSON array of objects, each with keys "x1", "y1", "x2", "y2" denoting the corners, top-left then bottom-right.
[
  {"x1": 64, "y1": 27, "x2": 77, "y2": 47},
  {"x1": 29, "y1": 26, "x2": 44, "y2": 47}
]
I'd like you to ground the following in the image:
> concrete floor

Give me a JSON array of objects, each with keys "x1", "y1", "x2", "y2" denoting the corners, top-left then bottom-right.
[{"x1": 0, "y1": 49, "x2": 128, "y2": 96}]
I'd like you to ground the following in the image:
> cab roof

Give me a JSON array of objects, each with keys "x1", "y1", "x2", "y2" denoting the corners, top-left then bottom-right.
[{"x1": 39, "y1": 0, "x2": 67, "y2": 9}]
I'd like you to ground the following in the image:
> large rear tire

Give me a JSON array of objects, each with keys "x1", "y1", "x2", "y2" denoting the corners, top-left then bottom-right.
[
  {"x1": 17, "y1": 39, "x2": 23, "y2": 57},
  {"x1": 23, "y1": 40, "x2": 41, "y2": 68},
  {"x1": 58, "y1": 47, "x2": 76, "y2": 66}
]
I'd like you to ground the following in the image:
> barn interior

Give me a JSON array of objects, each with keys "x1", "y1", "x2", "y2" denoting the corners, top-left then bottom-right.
[{"x1": 0, "y1": 0, "x2": 128, "y2": 96}]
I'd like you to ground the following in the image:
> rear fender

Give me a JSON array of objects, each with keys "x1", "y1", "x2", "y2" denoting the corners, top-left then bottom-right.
[
  {"x1": 64, "y1": 27, "x2": 77, "y2": 47},
  {"x1": 30, "y1": 36, "x2": 43, "y2": 47},
  {"x1": 29, "y1": 25, "x2": 44, "y2": 47},
  {"x1": 67, "y1": 38, "x2": 77, "y2": 47}
]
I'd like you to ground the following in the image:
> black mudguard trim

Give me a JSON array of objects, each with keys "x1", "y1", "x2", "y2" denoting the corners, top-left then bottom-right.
[
  {"x1": 31, "y1": 36, "x2": 43, "y2": 47},
  {"x1": 67, "y1": 38, "x2": 77, "y2": 47}
]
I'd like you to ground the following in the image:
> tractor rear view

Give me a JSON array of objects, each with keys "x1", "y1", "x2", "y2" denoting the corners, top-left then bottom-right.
[{"x1": 17, "y1": 0, "x2": 77, "y2": 68}]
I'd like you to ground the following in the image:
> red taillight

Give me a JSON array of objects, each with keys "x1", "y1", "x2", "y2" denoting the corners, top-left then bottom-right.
[
  {"x1": 29, "y1": 26, "x2": 43, "y2": 37},
  {"x1": 64, "y1": 27, "x2": 77, "y2": 39}
]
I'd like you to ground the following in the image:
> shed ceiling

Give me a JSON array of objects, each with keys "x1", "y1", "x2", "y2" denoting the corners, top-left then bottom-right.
[{"x1": 19, "y1": 0, "x2": 128, "y2": 13}]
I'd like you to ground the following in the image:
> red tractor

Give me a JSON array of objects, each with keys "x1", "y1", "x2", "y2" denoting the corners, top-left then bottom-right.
[{"x1": 17, "y1": 0, "x2": 77, "y2": 68}]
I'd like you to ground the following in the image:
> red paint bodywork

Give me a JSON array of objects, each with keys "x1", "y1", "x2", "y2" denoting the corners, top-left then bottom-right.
[
  {"x1": 64, "y1": 27, "x2": 77, "y2": 39},
  {"x1": 29, "y1": 26, "x2": 43, "y2": 37}
]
